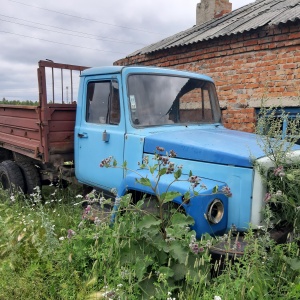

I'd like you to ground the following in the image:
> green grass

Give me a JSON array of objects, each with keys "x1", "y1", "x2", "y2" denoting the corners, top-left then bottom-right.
[{"x1": 0, "y1": 185, "x2": 299, "y2": 300}]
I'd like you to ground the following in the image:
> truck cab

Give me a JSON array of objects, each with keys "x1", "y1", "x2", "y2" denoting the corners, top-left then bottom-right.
[{"x1": 74, "y1": 65, "x2": 296, "y2": 237}]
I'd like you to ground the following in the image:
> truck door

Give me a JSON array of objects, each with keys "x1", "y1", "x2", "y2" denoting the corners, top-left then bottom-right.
[{"x1": 75, "y1": 76, "x2": 125, "y2": 191}]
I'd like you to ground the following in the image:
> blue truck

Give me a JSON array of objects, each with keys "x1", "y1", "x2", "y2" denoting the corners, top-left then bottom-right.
[{"x1": 0, "y1": 60, "x2": 299, "y2": 238}]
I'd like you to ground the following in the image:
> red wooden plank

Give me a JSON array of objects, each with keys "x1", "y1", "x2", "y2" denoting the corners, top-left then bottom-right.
[
  {"x1": 0, "y1": 116, "x2": 39, "y2": 130},
  {"x1": 0, "y1": 106, "x2": 38, "y2": 119}
]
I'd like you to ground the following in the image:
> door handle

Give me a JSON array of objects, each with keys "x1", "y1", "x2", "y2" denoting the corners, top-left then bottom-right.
[
  {"x1": 102, "y1": 130, "x2": 110, "y2": 142},
  {"x1": 78, "y1": 132, "x2": 88, "y2": 138}
]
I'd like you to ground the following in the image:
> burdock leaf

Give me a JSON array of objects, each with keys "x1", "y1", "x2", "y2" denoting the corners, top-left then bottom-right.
[
  {"x1": 136, "y1": 177, "x2": 152, "y2": 187},
  {"x1": 161, "y1": 191, "x2": 181, "y2": 203}
]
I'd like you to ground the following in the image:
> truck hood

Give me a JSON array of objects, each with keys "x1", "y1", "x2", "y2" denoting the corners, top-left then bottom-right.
[{"x1": 143, "y1": 127, "x2": 266, "y2": 168}]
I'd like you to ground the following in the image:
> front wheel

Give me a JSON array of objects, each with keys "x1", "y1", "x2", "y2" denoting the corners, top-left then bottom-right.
[{"x1": 0, "y1": 160, "x2": 25, "y2": 193}]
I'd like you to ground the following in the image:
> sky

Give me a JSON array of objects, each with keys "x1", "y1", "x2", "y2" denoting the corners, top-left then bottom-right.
[{"x1": 0, "y1": 0, "x2": 254, "y2": 101}]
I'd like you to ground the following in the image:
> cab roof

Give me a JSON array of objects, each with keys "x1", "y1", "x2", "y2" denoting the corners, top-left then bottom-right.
[{"x1": 81, "y1": 65, "x2": 214, "y2": 82}]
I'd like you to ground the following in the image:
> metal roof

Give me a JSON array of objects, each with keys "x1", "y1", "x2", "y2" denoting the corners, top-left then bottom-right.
[{"x1": 128, "y1": 0, "x2": 300, "y2": 57}]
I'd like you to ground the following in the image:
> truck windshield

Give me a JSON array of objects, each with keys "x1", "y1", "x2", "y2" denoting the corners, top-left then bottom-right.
[{"x1": 127, "y1": 74, "x2": 221, "y2": 127}]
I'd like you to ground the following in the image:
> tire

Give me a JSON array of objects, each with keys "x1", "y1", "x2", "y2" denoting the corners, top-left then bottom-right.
[
  {"x1": 0, "y1": 160, "x2": 25, "y2": 193},
  {"x1": 16, "y1": 161, "x2": 41, "y2": 194}
]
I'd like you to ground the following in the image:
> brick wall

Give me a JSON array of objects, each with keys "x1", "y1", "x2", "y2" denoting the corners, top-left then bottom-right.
[{"x1": 115, "y1": 20, "x2": 300, "y2": 132}]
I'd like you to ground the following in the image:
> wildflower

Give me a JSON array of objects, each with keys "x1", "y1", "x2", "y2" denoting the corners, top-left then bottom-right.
[
  {"x1": 169, "y1": 149, "x2": 177, "y2": 158},
  {"x1": 67, "y1": 229, "x2": 76, "y2": 239},
  {"x1": 214, "y1": 296, "x2": 222, "y2": 300},
  {"x1": 167, "y1": 291, "x2": 176, "y2": 300},
  {"x1": 120, "y1": 267, "x2": 130, "y2": 279},
  {"x1": 143, "y1": 156, "x2": 149, "y2": 164},
  {"x1": 264, "y1": 193, "x2": 272, "y2": 202},
  {"x1": 84, "y1": 205, "x2": 92, "y2": 214},
  {"x1": 219, "y1": 234, "x2": 228, "y2": 242},
  {"x1": 156, "y1": 146, "x2": 165, "y2": 152},
  {"x1": 188, "y1": 175, "x2": 200, "y2": 188},
  {"x1": 274, "y1": 165, "x2": 285, "y2": 177},
  {"x1": 189, "y1": 235, "x2": 203, "y2": 254},
  {"x1": 76, "y1": 194, "x2": 83, "y2": 198},
  {"x1": 59, "y1": 236, "x2": 65, "y2": 241},
  {"x1": 99, "y1": 196, "x2": 106, "y2": 204},
  {"x1": 159, "y1": 155, "x2": 170, "y2": 166},
  {"x1": 166, "y1": 162, "x2": 175, "y2": 174},
  {"x1": 94, "y1": 217, "x2": 101, "y2": 226},
  {"x1": 189, "y1": 242, "x2": 200, "y2": 254},
  {"x1": 99, "y1": 156, "x2": 113, "y2": 167},
  {"x1": 257, "y1": 225, "x2": 266, "y2": 230},
  {"x1": 232, "y1": 241, "x2": 242, "y2": 251},
  {"x1": 82, "y1": 209, "x2": 90, "y2": 219},
  {"x1": 166, "y1": 234, "x2": 175, "y2": 242},
  {"x1": 206, "y1": 240, "x2": 212, "y2": 247},
  {"x1": 10, "y1": 195, "x2": 15, "y2": 202},
  {"x1": 221, "y1": 186, "x2": 232, "y2": 197},
  {"x1": 276, "y1": 190, "x2": 283, "y2": 196}
]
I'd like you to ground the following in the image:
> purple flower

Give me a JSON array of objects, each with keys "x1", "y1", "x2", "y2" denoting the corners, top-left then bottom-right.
[
  {"x1": 161, "y1": 156, "x2": 170, "y2": 166},
  {"x1": 67, "y1": 229, "x2": 76, "y2": 239},
  {"x1": 99, "y1": 156, "x2": 113, "y2": 167},
  {"x1": 166, "y1": 162, "x2": 175, "y2": 174},
  {"x1": 169, "y1": 150, "x2": 177, "y2": 158},
  {"x1": 82, "y1": 205, "x2": 92, "y2": 219},
  {"x1": 189, "y1": 235, "x2": 204, "y2": 254},
  {"x1": 274, "y1": 166, "x2": 285, "y2": 177},
  {"x1": 156, "y1": 146, "x2": 165, "y2": 152},
  {"x1": 188, "y1": 175, "x2": 201, "y2": 188},
  {"x1": 221, "y1": 186, "x2": 232, "y2": 197},
  {"x1": 189, "y1": 243, "x2": 200, "y2": 254},
  {"x1": 85, "y1": 205, "x2": 91, "y2": 214},
  {"x1": 264, "y1": 193, "x2": 272, "y2": 203}
]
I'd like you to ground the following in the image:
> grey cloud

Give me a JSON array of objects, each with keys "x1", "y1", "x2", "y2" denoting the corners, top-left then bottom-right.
[{"x1": 0, "y1": 0, "x2": 253, "y2": 100}]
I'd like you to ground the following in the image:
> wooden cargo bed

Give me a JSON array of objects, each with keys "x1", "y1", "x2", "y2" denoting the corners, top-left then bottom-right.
[
  {"x1": 0, "y1": 60, "x2": 88, "y2": 165},
  {"x1": 0, "y1": 103, "x2": 76, "y2": 164}
]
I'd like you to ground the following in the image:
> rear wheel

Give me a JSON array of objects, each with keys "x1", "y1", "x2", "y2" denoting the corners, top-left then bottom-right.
[
  {"x1": 0, "y1": 160, "x2": 25, "y2": 193},
  {"x1": 16, "y1": 161, "x2": 41, "y2": 194}
]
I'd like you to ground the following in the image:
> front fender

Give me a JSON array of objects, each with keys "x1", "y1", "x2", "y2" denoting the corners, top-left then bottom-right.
[{"x1": 117, "y1": 169, "x2": 228, "y2": 238}]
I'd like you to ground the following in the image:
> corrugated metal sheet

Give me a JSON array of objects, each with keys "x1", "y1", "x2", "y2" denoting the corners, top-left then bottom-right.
[{"x1": 129, "y1": 0, "x2": 300, "y2": 57}]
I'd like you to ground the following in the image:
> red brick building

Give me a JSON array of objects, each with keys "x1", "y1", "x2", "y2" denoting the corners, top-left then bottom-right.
[{"x1": 115, "y1": 0, "x2": 300, "y2": 132}]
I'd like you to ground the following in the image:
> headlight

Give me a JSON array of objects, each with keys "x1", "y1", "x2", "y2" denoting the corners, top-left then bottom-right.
[{"x1": 207, "y1": 199, "x2": 224, "y2": 224}]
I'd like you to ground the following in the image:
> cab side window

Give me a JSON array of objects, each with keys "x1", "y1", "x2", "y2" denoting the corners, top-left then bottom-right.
[{"x1": 86, "y1": 80, "x2": 120, "y2": 124}]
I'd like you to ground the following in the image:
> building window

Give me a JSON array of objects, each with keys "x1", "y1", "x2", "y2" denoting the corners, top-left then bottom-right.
[{"x1": 256, "y1": 107, "x2": 300, "y2": 144}]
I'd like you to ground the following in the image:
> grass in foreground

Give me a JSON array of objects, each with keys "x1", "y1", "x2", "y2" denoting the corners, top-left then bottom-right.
[{"x1": 0, "y1": 185, "x2": 300, "y2": 300}]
